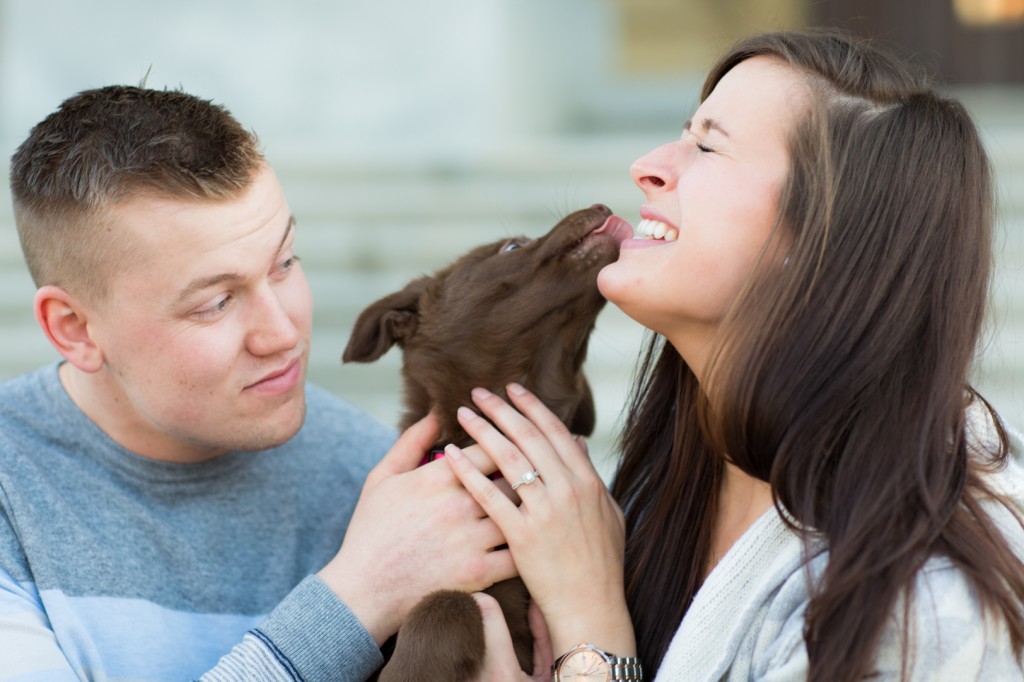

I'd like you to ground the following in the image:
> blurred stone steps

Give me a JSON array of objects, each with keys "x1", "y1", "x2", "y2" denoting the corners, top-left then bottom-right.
[{"x1": 2, "y1": 119, "x2": 1024, "y2": 471}]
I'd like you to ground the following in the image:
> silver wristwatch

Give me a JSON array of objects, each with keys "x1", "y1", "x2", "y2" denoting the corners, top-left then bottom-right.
[{"x1": 552, "y1": 643, "x2": 643, "y2": 681}]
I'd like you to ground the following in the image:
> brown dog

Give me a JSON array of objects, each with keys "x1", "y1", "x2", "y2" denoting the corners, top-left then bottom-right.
[{"x1": 343, "y1": 203, "x2": 631, "y2": 681}]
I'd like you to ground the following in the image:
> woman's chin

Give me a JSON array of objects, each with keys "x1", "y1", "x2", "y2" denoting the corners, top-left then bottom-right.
[{"x1": 597, "y1": 261, "x2": 626, "y2": 303}]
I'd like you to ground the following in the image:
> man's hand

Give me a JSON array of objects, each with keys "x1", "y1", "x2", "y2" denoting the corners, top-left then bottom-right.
[{"x1": 318, "y1": 414, "x2": 516, "y2": 643}]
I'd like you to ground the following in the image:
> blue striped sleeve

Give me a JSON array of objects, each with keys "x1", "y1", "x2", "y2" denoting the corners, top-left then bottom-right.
[{"x1": 201, "y1": 576, "x2": 383, "y2": 682}]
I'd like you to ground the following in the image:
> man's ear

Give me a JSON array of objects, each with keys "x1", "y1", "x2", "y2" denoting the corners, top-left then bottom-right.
[
  {"x1": 34, "y1": 285, "x2": 104, "y2": 373},
  {"x1": 342, "y1": 276, "x2": 430, "y2": 363}
]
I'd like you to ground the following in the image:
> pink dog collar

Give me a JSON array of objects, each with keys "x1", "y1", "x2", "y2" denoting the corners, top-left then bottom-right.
[
  {"x1": 419, "y1": 449, "x2": 448, "y2": 467},
  {"x1": 420, "y1": 449, "x2": 503, "y2": 480}
]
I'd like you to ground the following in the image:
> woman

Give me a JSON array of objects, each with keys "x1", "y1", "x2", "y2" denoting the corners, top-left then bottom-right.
[{"x1": 444, "y1": 30, "x2": 1024, "y2": 680}]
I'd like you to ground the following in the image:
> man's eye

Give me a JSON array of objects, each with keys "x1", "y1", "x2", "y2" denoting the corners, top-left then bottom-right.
[
  {"x1": 279, "y1": 254, "x2": 301, "y2": 271},
  {"x1": 194, "y1": 295, "x2": 231, "y2": 320}
]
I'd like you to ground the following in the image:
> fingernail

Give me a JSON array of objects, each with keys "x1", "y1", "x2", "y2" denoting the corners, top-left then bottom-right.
[
  {"x1": 471, "y1": 387, "x2": 491, "y2": 400},
  {"x1": 457, "y1": 406, "x2": 478, "y2": 421},
  {"x1": 507, "y1": 383, "x2": 526, "y2": 395},
  {"x1": 444, "y1": 443, "x2": 462, "y2": 460}
]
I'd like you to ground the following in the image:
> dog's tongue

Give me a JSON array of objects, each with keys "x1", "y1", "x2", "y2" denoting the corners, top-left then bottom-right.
[{"x1": 594, "y1": 215, "x2": 633, "y2": 244}]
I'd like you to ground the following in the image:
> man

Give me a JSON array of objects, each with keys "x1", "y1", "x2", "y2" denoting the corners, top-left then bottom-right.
[{"x1": 0, "y1": 86, "x2": 514, "y2": 680}]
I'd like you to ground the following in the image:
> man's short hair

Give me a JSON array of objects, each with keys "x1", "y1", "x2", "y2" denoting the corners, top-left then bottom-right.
[{"x1": 10, "y1": 86, "x2": 263, "y2": 301}]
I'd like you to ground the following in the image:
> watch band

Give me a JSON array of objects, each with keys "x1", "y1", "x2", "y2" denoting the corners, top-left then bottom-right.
[
  {"x1": 552, "y1": 643, "x2": 644, "y2": 681},
  {"x1": 608, "y1": 656, "x2": 644, "y2": 681}
]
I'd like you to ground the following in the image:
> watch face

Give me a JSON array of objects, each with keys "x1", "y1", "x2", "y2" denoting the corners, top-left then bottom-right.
[{"x1": 559, "y1": 648, "x2": 611, "y2": 681}]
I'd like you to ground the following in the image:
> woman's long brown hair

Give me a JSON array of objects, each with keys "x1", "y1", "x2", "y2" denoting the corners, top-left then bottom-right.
[{"x1": 611, "y1": 30, "x2": 1024, "y2": 680}]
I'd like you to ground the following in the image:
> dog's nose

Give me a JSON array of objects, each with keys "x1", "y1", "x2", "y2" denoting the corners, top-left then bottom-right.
[{"x1": 590, "y1": 203, "x2": 612, "y2": 215}]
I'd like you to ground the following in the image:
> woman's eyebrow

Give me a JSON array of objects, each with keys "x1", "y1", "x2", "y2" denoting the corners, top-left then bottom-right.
[{"x1": 683, "y1": 117, "x2": 731, "y2": 138}]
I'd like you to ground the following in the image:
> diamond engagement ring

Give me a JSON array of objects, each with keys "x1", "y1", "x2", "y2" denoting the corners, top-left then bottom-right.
[{"x1": 511, "y1": 469, "x2": 541, "y2": 491}]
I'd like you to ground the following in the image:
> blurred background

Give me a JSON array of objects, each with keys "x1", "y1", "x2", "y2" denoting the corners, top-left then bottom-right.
[{"x1": 2, "y1": 0, "x2": 1022, "y2": 477}]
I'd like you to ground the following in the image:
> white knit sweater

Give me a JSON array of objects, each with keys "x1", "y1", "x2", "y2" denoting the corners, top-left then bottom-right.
[{"x1": 655, "y1": 422, "x2": 1024, "y2": 681}]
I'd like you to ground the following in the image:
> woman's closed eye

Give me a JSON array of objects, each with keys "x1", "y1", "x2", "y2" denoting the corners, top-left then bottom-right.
[{"x1": 685, "y1": 132, "x2": 715, "y2": 153}]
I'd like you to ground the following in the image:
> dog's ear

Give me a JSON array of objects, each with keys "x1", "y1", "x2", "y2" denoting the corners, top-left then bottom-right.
[{"x1": 342, "y1": 277, "x2": 430, "y2": 363}]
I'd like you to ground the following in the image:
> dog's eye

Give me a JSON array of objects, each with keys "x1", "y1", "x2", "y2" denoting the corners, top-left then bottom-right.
[{"x1": 500, "y1": 240, "x2": 523, "y2": 254}]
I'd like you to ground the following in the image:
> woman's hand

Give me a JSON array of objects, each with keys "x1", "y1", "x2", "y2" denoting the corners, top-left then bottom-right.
[
  {"x1": 444, "y1": 385, "x2": 635, "y2": 658},
  {"x1": 471, "y1": 594, "x2": 554, "y2": 682}
]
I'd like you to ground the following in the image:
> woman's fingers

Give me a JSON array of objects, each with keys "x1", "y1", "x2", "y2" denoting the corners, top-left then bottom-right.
[
  {"x1": 503, "y1": 383, "x2": 591, "y2": 471},
  {"x1": 456, "y1": 401, "x2": 558, "y2": 491},
  {"x1": 446, "y1": 392, "x2": 632, "y2": 654},
  {"x1": 453, "y1": 439, "x2": 501, "y2": 477},
  {"x1": 471, "y1": 593, "x2": 534, "y2": 682},
  {"x1": 445, "y1": 443, "x2": 521, "y2": 528},
  {"x1": 458, "y1": 385, "x2": 606, "y2": 502},
  {"x1": 460, "y1": 387, "x2": 581, "y2": 487}
]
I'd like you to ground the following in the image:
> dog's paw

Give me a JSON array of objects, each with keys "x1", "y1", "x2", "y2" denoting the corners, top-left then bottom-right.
[{"x1": 378, "y1": 590, "x2": 485, "y2": 682}]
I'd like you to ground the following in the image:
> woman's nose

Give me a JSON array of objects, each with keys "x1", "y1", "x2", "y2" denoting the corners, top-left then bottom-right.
[{"x1": 630, "y1": 143, "x2": 679, "y2": 194}]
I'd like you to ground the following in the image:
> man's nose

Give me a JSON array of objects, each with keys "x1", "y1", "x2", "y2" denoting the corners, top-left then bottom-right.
[{"x1": 246, "y1": 285, "x2": 300, "y2": 356}]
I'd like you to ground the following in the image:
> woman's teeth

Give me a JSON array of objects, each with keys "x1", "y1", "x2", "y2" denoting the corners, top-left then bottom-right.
[{"x1": 635, "y1": 218, "x2": 679, "y2": 242}]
